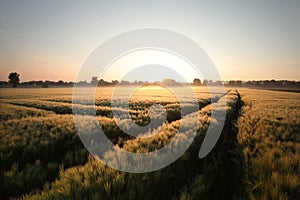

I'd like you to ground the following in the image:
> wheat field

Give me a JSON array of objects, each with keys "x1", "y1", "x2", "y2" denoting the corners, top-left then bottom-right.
[{"x1": 0, "y1": 86, "x2": 299, "y2": 200}]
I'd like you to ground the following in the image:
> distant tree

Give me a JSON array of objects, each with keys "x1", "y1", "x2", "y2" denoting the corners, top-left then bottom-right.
[
  {"x1": 193, "y1": 78, "x2": 201, "y2": 85},
  {"x1": 162, "y1": 79, "x2": 177, "y2": 85},
  {"x1": 214, "y1": 80, "x2": 223, "y2": 85},
  {"x1": 228, "y1": 80, "x2": 243, "y2": 86},
  {"x1": 57, "y1": 80, "x2": 64, "y2": 85},
  {"x1": 111, "y1": 80, "x2": 118, "y2": 86},
  {"x1": 91, "y1": 76, "x2": 98, "y2": 85},
  {"x1": 121, "y1": 80, "x2": 130, "y2": 85},
  {"x1": 8, "y1": 72, "x2": 20, "y2": 88},
  {"x1": 236, "y1": 80, "x2": 243, "y2": 86},
  {"x1": 42, "y1": 83, "x2": 49, "y2": 88}
]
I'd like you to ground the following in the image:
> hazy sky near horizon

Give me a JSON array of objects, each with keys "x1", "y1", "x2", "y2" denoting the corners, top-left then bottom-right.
[{"x1": 0, "y1": 0, "x2": 299, "y2": 82}]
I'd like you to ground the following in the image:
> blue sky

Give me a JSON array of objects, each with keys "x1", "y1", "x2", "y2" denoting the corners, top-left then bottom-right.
[{"x1": 0, "y1": 0, "x2": 299, "y2": 82}]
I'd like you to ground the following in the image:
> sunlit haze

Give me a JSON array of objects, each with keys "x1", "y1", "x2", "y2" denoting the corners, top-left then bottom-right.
[
  {"x1": 102, "y1": 50, "x2": 201, "y2": 83},
  {"x1": 0, "y1": 1, "x2": 299, "y2": 82}
]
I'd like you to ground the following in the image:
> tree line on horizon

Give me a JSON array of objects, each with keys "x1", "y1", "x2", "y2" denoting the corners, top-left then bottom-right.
[{"x1": 1, "y1": 72, "x2": 300, "y2": 88}]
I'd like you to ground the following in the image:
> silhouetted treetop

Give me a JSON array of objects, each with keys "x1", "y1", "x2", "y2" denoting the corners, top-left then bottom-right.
[{"x1": 8, "y1": 72, "x2": 20, "y2": 88}]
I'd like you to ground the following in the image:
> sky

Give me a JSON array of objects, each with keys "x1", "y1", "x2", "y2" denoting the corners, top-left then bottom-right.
[
  {"x1": 0, "y1": 0, "x2": 299, "y2": 82},
  {"x1": 103, "y1": 50, "x2": 201, "y2": 82}
]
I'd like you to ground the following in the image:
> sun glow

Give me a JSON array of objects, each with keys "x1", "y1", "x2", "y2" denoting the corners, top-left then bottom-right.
[{"x1": 101, "y1": 49, "x2": 203, "y2": 83}]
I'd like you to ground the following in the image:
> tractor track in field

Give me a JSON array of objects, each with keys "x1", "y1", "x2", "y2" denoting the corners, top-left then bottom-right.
[
  {"x1": 171, "y1": 90, "x2": 247, "y2": 200},
  {"x1": 1, "y1": 90, "x2": 241, "y2": 199},
  {"x1": 5, "y1": 91, "x2": 227, "y2": 123}
]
